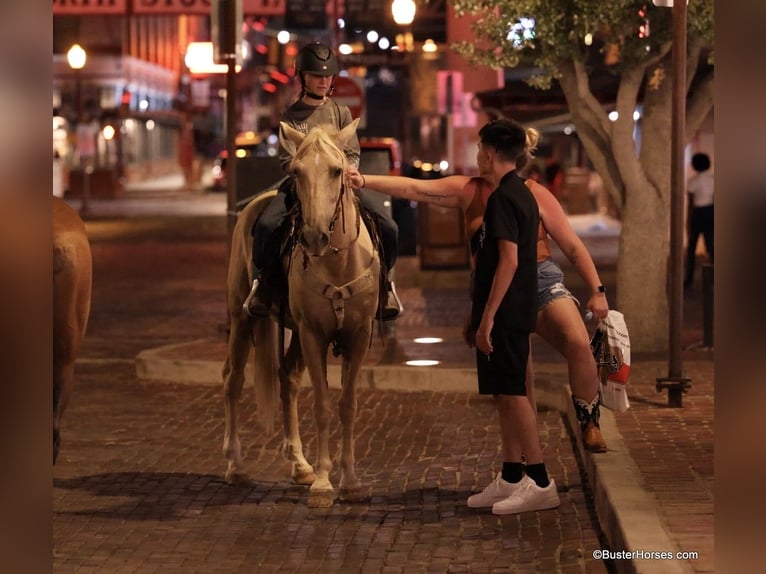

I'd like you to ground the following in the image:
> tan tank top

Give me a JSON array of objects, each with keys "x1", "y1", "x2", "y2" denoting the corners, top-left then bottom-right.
[{"x1": 464, "y1": 177, "x2": 551, "y2": 262}]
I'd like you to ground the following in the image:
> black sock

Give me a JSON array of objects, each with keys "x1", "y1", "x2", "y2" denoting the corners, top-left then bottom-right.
[
  {"x1": 525, "y1": 463, "x2": 550, "y2": 488},
  {"x1": 501, "y1": 462, "x2": 524, "y2": 484}
]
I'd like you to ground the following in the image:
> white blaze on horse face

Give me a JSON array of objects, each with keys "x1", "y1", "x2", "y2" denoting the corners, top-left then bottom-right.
[{"x1": 293, "y1": 138, "x2": 345, "y2": 256}]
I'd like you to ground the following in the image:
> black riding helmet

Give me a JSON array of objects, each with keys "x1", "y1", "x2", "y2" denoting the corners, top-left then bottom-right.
[{"x1": 295, "y1": 42, "x2": 340, "y2": 99}]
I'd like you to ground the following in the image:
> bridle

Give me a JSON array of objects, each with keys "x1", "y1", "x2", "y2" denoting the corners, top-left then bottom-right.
[
  {"x1": 326, "y1": 180, "x2": 361, "y2": 254},
  {"x1": 293, "y1": 136, "x2": 361, "y2": 259}
]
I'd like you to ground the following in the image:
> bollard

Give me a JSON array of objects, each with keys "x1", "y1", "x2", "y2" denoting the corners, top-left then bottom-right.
[{"x1": 702, "y1": 263, "x2": 713, "y2": 348}]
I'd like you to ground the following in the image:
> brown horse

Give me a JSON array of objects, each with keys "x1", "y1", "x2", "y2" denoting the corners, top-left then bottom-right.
[
  {"x1": 222, "y1": 119, "x2": 380, "y2": 504},
  {"x1": 53, "y1": 197, "x2": 92, "y2": 464}
]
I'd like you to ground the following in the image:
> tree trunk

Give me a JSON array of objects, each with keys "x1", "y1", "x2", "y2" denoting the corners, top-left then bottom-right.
[
  {"x1": 617, "y1": 182, "x2": 670, "y2": 353},
  {"x1": 559, "y1": 60, "x2": 675, "y2": 354}
]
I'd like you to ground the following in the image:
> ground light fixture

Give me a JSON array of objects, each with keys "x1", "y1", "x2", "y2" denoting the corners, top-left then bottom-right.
[
  {"x1": 413, "y1": 337, "x2": 443, "y2": 344},
  {"x1": 405, "y1": 360, "x2": 440, "y2": 367}
]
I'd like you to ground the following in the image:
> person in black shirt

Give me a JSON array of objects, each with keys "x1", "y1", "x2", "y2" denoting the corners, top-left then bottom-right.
[{"x1": 465, "y1": 119, "x2": 560, "y2": 515}]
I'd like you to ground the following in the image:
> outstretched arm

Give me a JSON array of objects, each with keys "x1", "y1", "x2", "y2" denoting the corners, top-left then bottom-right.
[
  {"x1": 347, "y1": 171, "x2": 473, "y2": 210},
  {"x1": 531, "y1": 181, "x2": 609, "y2": 320}
]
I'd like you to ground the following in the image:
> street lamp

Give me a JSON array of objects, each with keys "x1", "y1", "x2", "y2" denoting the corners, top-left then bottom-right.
[
  {"x1": 67, "y1": 43, "x2": 92, "y2": 216},
  {"x1": 391, "y1": 0, "x2": 416, "y2": 25},
  {"x1": 392, "y1": 0, "x2": 416, "y2": 158},
  {"x1": 392, "y1": 0, "x2": 416, "y2": 51},
  {"x1": 67, "y1": 43, "x2": 86, "y2": 70}
]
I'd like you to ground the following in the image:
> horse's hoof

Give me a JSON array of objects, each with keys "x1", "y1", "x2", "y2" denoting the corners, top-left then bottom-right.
[
  {"x1": 225, "y1": 469, "x2": 250, "y2": 485},
  {"x1": 307, "y1": 491, "x2": 336, "y2": 508},
  {"x1": 339, "y1": 486, "x2": 368, "y2": 502},
  {"x1": 292, "y1": 468, "x2": 317, "y2": 486}
]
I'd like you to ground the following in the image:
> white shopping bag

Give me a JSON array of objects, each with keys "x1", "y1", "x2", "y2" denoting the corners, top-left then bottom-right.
[{"x1": 590, "y1": 310, "x2": 631, "y2": 412}]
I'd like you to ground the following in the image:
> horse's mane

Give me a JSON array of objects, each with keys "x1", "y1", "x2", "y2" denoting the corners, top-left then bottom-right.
[{"x1": 295, "y1": 125, "x2": 346, "y2": 165}]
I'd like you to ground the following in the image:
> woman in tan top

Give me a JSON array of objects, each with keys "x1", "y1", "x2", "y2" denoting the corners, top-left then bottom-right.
[{"x1": 348, "y1": 129, "x2": 608, "y2": 452}]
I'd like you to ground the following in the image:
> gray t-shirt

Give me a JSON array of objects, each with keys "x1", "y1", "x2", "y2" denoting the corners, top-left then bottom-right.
[{"x1": 279, "y1": 98, "x2": 361, "y2": 171}]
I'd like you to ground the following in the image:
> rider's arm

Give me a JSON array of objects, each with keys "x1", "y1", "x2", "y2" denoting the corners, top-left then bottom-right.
[{"x1": 337, "y1": 104, "x2": 361, "y2": 168}]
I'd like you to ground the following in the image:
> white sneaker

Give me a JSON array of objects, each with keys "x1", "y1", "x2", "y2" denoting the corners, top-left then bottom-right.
[
  {"x1": 467, "y1": 473, "x2": 533, "y2": 508},
  {"x1": 491, "y1": 478, "x2": 560, "y2": 515}
]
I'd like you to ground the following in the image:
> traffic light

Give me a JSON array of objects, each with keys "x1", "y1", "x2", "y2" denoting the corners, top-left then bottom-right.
[{"x1": 120, "y1": 89, "x2": 131, "y2": 115}]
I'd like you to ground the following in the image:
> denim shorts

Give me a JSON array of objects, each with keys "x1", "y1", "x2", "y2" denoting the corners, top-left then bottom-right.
[{"x1": 537, "y1": 258, "x2": 579, "y2": 310}]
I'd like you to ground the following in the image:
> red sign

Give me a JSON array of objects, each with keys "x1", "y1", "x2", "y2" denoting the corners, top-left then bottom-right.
[
  {"x1": 132, "y1": 0, "x2": 211, "y2": 14},
  {"x1": 244, "y1": 0, "x2": 285, "y2": 15},
  {"x1": 53, "y1": 0, "x2": 288, "y2": 15},
  {"x1": 332, "y1": 76, "x2": 365, "y2": 121},
  {"x1": 53, "y1": 0, "x2": 128, "y2": 15}
]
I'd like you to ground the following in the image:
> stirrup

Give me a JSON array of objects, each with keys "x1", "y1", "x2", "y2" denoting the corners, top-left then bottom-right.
[
  {"x1": 242, "y1": 279, "x2": 268, "y2": 318},
  {"x1": 377, "y1": 280, "x2": 403, "y2": 321}
]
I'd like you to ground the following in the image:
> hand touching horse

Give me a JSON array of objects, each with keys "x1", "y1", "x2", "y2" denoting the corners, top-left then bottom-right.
[{"x1": 222, "y1": 119, "x2": 380, "y2": 504}]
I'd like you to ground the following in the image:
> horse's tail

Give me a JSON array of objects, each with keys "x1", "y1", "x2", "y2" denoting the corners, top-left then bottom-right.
[{"x1": 252, "y1": 317, "x2": 280, "y2": 434}]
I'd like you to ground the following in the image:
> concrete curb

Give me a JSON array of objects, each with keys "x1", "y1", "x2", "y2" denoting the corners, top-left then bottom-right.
[{"x1": 135, "y1": 339, "x2": 689, "y2": 574}]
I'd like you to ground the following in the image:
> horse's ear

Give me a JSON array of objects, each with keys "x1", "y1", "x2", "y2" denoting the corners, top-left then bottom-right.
[
  {"x1": 337, "y1": 118, "x2": 360, "y2": 149},
  {"x1": 279, "y1": 121, "x2": 304, "y2": 159}
]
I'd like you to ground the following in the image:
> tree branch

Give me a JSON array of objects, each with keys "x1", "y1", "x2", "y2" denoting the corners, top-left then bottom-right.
[
  {"x1": 557, "y1": 61, "x2": 625, "y2": 210},
  {"x1": 686, "y1": 67, "x2": 714, "y2": 140},
  {"x1": 572, "y1": 59, "x2": 611, "y2": 134},
  {"x1": 612, "y1": 66, "x2": 648, "y2": 196}
]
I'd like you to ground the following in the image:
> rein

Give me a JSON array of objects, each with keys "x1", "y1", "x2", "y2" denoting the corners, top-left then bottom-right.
[{"x1": 327, "y1": 181, "x2": 361, "y2": 254}]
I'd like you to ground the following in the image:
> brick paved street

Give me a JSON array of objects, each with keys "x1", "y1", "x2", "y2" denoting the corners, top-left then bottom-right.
[
  {"x1": 54, "y1": 195, "x2": 715, "y2": 573},
  {"x1": 53, "y1": 210, "x2": 613, "y2": 573},
  {"x1": 54, "y1": 363, "x2": 610, "y2": 574}
]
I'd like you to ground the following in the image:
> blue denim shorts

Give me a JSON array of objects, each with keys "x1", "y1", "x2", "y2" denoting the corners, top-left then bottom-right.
[{"x1": 537, "y1": 258, "x2": 579, "y2": 310}]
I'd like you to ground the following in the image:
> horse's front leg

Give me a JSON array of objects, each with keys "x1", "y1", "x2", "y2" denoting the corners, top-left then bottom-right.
[
  {"x1": 222, "y1": 316, "x2": 251, "y2": 483},
  {"x1": 337, "y1": 330, "x2": 370, "y2": 498},
  {"x1": 279, "y1": 332, "x2": 315, "y2": 485},
  {"x1": 299, "y1": 331, "x2": 334, "y2": 494}
]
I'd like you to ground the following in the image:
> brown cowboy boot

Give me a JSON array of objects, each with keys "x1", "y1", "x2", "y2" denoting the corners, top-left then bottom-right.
[
  {"x1": 376, "y1": 279, "x2": 403, "y2": 321},
  {"x1": 572, "y1": 395, "x2": 608, "y2": 453},
  {"x1": 242, "y1": 278, "x2": 269, "y2": 318}
]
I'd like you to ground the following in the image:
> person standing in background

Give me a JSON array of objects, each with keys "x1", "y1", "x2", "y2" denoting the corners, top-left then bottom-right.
[{"x1": 685, "y1": 152, "x2": 714, "y2": 289}]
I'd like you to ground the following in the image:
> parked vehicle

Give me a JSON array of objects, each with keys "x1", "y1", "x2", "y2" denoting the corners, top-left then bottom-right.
[
  {"x1": 210, "y1": 131, "x2": 277, "y2": 191},
  {"x1": 358, "y1": 137, "x2": 401, "y2": 177}
]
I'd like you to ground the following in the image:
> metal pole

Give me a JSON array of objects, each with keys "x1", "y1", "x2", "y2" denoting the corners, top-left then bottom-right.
[
  {"x1": 656, "y1": 0, "x2": 692, "y2": 406},
  {"x1": 224, "y1": 0, "x2": 238, "y2": 255},
  {"x1": 446, "y1": 73, "x2": 454, "y2": 173},
  {"x1": 76, "y1": 70, "x2": 92, "y2": 217},
  {"x1": 702, "y1": 264, "x2": 714, "y2": 348}
]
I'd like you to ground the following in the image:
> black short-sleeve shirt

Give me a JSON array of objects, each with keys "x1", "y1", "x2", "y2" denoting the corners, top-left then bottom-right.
[{"x1": 471, "y1": 170, "x2": 539, "y2": 332}]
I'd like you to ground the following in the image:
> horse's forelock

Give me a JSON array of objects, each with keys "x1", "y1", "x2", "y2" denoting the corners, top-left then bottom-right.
[{"x1": 295, "y1": 127, "x2": 345, "y2": 166}]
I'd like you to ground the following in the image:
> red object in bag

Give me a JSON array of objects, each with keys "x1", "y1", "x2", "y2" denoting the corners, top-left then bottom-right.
[{"x1": 590, "y1": 310, "x2": 631, "y2": 412}]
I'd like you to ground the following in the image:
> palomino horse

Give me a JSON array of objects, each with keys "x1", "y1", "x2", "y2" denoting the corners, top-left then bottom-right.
[
  {"x1": 53, "y1": 197, "x2": 92, "y2": 464},
  {"x1": 223, "y1": 119, "x2": 380, "y2": 504}
]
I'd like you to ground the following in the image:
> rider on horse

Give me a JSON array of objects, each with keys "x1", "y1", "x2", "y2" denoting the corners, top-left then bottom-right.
[{"x1": 244, "y1": 42, "x2": 403, "y2": 321}]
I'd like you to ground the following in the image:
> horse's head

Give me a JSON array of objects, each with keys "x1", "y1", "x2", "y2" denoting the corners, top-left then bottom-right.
[{"x1": 279, "y1": 118, "x2": 360, "y2": 256}]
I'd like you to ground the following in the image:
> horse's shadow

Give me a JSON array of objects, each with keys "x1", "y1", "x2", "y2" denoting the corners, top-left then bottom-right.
[
  {"x1": 54, "y1": 471, "x2": 304, "y2": 521},
  {"x1": 54, "y1": 472, "x2": 487, "y2": 522},
  {"x1": 55, "y1": 471, "x2": 575, "y2": 523}
]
